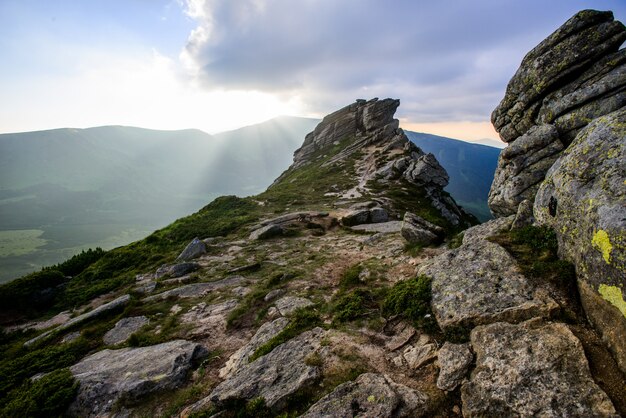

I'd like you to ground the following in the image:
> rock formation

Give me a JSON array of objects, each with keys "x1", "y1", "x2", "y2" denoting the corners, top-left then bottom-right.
[
  {"x1": 489, "y1": 10, "x2": 626, "y2": 217},
  {"x1": 488, "y1": 9, "x2": 626, "y2": 377}
]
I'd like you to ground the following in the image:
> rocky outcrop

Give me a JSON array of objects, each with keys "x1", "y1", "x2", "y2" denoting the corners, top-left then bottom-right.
[
  {"x1": 401, "y1": 212, "x2": 444, "y2": 245},
  {"x1": 534, "y1": 108, "x2": 626, "y2": 373},
  {"x1": 208, "y1": 328, "x2": 324, "y2": 411},
  {"x1": 25, "y1": 294, "x2": 131, "y2": 347},
  {"x1": 103, "y1": 316, "x2": 149, "y2": 346},
  {"x1": 177, "y1": 237, "x2": 207, "y2": 261},
  {"x1": 274, "y1": 296, "x2": 314, "y2": 316},
  {"x1": 143, "y1": 276, "x2": 246, "y2": 302},
  {"x1": 68, "y1": 340, "x2": 207, "y2": 417},
  {"x1": 489, "y1": 10, "x2": 626, "y2": 216},
  {"x1": 155, "y1": 262, "x2": 200, "y2": 279},
  {"x1": 419, "y1": 219, "x2": 558, "y2": 332},
  {"x1": 462, "y1": 320, "x2": 617, "y2": 417},
  {"x1": 437, "y1": 342, "x2": 473, "y2": 391},
  {"x1": 301, "y1": 373, "x2": 430, "y2": 418}
]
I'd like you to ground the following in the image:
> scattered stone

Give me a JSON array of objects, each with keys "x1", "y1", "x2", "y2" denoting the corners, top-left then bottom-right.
[
  {"x1": 61, "y1": 331, "x2": 81, "y2": 344},
  {"x1": 403, "y1": 337, "x2": 437, "y2": 370},
  {"x1": 134, "y1": 281, "x2": 156, "y2": 294},
  {"x1": 177, "y1": 237, "x2": 207, "y2": 261},
  {"x1": 227, "y1": 262, "x2": 261, "y2": 274},
  {"x1": 510, "y1": 199, "x2": 534, "y2": 230},
  {"x1": 351, "y1": 221, "x2": 403, "y2": 234},
  {"x1": 103, "y1": 316, "x2": 149, "y2": 346},
  {"x1": 264, "y1": 288, "x2": 287, "y2": 302},
  {"x1": 437, "y1": 342, "x2": 473, "y2": 391},
  {"x1": 143, "y1": 276, "x2": 246, "y2": 302},
  {"x1": 462, "y1": 320, "x2": 617, "y2": 417},
  {"x1": 25, "y1": 294, "x2": 131, "y2": 347},
  {"x1": 219, "y1": 317, "x2": 290, "y2": 378},
  {"x1": 301, "y1": 373, "x2": 429, "y2": 418},
  {"x1": 208, "y1": 328, "x2": 324, "y2": 410},
  {"x1": 274, "y1": 296, "x2": 314, "y2": 316},
  {"x1": 385, "y1": 323, "x2": 416, "y2": 352},
  {"x1": 249, "y1": 224, "x2": 284, "y2": 240},
  {"x1": 180, "y1": 300, "x2": 238, "y2": 338},
  {"x1": 419, "y1": 220, "x2": 558, "y2": 332},
  {"x1": 232, "y1": 286, "x2": 251, "y2": 297},
  {"x1": 68, "y1": 340, "x2": 208, "y2": 417},
  {"x1": 341, "y1": 209, "x2": 370, "y2": 226},
  {"x1": 254, "y1": 211, "x2": 329, "y2": 228},
  {"x1": 155, "y1": 262, "x2": 200, "y2": 279},
  {"x1": 370, "y1": 207, "x2": 389, "y2": 223}
]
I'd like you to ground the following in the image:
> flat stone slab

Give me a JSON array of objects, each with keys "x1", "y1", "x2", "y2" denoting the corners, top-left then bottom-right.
[
  {"x1": 462, "y1": 320, "x2": 617, "y2": 417},
  {"x1": 351, "y1": 221, "x2": 403, "y2": 233},
  {"x1": 143, "y1": 276, "x2": 246, "y2": 302},
  {"x1": 419, "y1": 220, "x2": 557, "y2": 332},
  {"x1": 302, "y1": 373, "x2": 429, "y2": 418},
  {"x1": 69, "y1": 340, "x2": 207, "y2": 417},
  {"x1": 103, "y1": 316, "x2": 149, "y2": 346},
  {"x1": 274, "y1": 296, "x2": 314, "y2": 316},
  {"x1": 25, "y1": 294, "x2": 131, "y2": 347},
  {"x1": 208, "y1": 328, "x2": 325, "y2": 410}
]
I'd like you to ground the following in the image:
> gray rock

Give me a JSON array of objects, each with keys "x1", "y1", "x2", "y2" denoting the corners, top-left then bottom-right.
[
  {"x1": 255, "y1": 211, "x2": 329, "y2": 228},
  {"x1": 155, "y1": 262, "x2": 200, "y2": 279},
  {"x1": 403, "y1": 340, "x2": 437, "y2": 370},
  {"x1": 341, "y1": 209, "x2": 370, "y2": 226},
  {"x1": 301, "y1": 373, "x2": 429, "y2": 418},
  {"x1": 68, "y1": 340, "x2": 208, "y2": 417},
  {"x1": 510, "y1": 199, "x2": 534, "y2": 230},
  {"x1": 274, "y1": 296, "x2": 314, "y2": 316},
  {"x1": 401, "y1": 212, "x2": 442, "y2": 246},
  {"x1": 103, "y1": 316, "x2": 149, "y2": 346},
  {"x1": 25, "y1": 294, "x2": 131, "y2": 347},
  {"x1": 264, "y1": 288, "x2": 287, "y2": 302},
  {"x1": 61, "y1": 331, "x2": 81, "y2": 344},
  {"x1": 534, "y1": 108, "x2": 626, "y2": 373},
  {"x1": 219, "y1": 317, "x2": 290, "y2": 378},
  {"x1": 369, "y1": 207, "x2": 389, "y2": 223},
  {"x1": 436, "y1": 342, "x2": 473, "y2": 391},
  {"x1": 143, "y1": 276, "x2": 246, "y2": 302},
  {"x1": 462, "y1": 320, "x2": 617, "y2": 417},
  {"x1": 177, "y1": 237, "x2": 207, "y2": 261},
  {"x1": 419, "y1": 220, "x2": 558, "y2": 332},
  {"x1": 208, "y1": 328, "x2": 324, "y2": 410},
  {"x1": 351, "y1": 221, "x2": 403, "y2": 234},
  {"x1": 249, "y1": 224, "x2": 284, "y2": 240},
  {"x1": 404, "y1": 153, "x2": 449, "y2": 188}
]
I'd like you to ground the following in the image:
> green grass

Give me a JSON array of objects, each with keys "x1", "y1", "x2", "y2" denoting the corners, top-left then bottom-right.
[{"x1": 382, "y1": 275, "x2": 438, "y2": 333}]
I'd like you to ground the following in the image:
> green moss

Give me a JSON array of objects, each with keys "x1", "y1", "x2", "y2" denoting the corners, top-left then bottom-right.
[
  {"x1": 592, "y1": 230, "x2": 613, "y2": 264},
  {"x1": 382, "y1": 276, "x2": 438, "y2": 333},
  {"x1": 338, "y1": 264, "x2": 364, "y2": 290}
]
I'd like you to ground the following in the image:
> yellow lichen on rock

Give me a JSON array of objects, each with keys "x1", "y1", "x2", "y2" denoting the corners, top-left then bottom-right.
[
  {"x1": 592, "y1": 230, "x2": 613, "y2": 264},
  {"x1": 598, "y1": 284, "x2": 626, "y2": 318}
]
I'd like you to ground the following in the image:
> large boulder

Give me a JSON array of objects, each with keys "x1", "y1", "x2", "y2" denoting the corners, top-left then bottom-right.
[
  {"x1": 401, "y1": 212, "x2": 444, "y2": 246},
  {"x1": 177, "y1": 237, "x2": 207, "y2": 261},
  {"x1": 462, "y1": 320, "x2": 617, "y2": 417},
  {"x1": 208, "y1": 328, "x2": 325, "y2": 411},
  {"x1": 419, "y1": 219, "x2": 558, "y2": 333},
  {"x1": 68, "y1": 340, "x2": 207, "y2": 417},
  {"x1": 489, "y1": 10, "x2": 626, "y2": 217},
  {"x1": 301, "y1": 373, "x2": 429, "y2": 418},
  {"x1": 534, "y1": 108, "x2": 626, "y2": 373},
  {"x1": 436, "y1": 342, "x2": 473, "y2": 391}
]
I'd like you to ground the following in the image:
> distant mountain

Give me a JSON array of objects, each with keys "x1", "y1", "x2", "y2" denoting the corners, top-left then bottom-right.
[
  {"x1": 467, "y1": 138, "x2": 506, "y2": 148},
  {"x1": 406, "y1": 131, "x2": 500, "y2": 222}
]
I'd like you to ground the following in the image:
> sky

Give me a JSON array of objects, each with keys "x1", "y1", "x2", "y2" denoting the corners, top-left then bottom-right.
[{"x1": 0, "y1": 1, "x2": 625, "y2": 143}]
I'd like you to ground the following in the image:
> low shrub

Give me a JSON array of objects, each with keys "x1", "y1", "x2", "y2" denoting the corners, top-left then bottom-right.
[{"x1": 382, "y1": 276, "x2": 438, "y2": 333}]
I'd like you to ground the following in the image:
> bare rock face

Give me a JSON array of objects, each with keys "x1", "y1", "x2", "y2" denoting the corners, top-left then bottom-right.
[
  {"x1": 489, "y1": 10, "x2": 626, "y2": 217},
  {"x1": 103, "y1": 316, "x2": 149, "y2": 346},
  {"x1": 208, "y1": 328, "x2": 324, "y2": 411},
  {"x1": 68, "y1": 340, "x2": 207, "y2": 417},
  {"x1": 462, "y1": 320, "x2": 617, "y2": 417},
  {"x1": 534, "y1": 108, "x2": 626, "y2": 373},
  {"x1": 177, "y1": 237, "x2": 207, "y2": 261},
  {"x1": 419, "y1": 219, "x2": 558, "y2": 333},
  {"x1": 301, "y1": 373, "x2": 430, "y2": 418}
]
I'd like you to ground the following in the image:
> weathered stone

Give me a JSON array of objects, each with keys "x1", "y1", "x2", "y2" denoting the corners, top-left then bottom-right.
[
  {"x1": 419, "y1": 220, "x2": 557, "y2": 332},
  {"x1": 369, "y1": 207, "x2": 389, "y2": 223},
  {"x1": 219, "y1": 317, "x2": 290, "y2": 378},
  {"x1": 403, "y1": 341, "x2": 437, "y2": 370},
  {"x1": 341, "y1": 209, "x2": 370, "y2": 226},
  {"x1": 351, "y1": 221, "x2": 402, "y2": 234},
  {"x1": 25, "y1": 294, "x2": 131, "y2": 347},
  {"x1": 155, "y1": 262, "x2": 200, "y2": 279},
  {"x1": 488, "y1": 124, "x2": 563, "y2": 217},
  {"x1": 143, "y1": 276, "x2": 246, "y2": 302},
  {"x1": 180, "y1": 300, "x2": 238, "y2": 338},
  {"x1": 208, "y1": 328, "x2": 324, "y2": 410},
  {"x1": 255, "y1": 211, "x2": 329, "y2": 228},
  {"x1": 436, "y1": 342, "x2": 473, "y2": 391},
  {"x1": 69, "y1": 340, "x2": 207, "y2": 417},
  {"x1": 103, "y1": 316, "x2": 149, "y2": 346},
  {"x1": 61, "y1": 331, "x2": 81, "y2": 344},
  {"x1": 510, "y1": 199, "x2": 534, "y2": 230},
  {"x1": 274, "y1": 296, "x2": 314, "y2": 316},
  {"x1": 264, "y1": 288, "x2": 287, "y2": 302},
  {"x1": 534, "y1": 108, "x2": 626, "y2": 373},
  {"x1": 177, "y1": 237, "x2": 207, "y2": 261},
  {"x1": 462, "y1": 320, "x2": 617, "y2": 417},
  {"x1": 401, "y1": 212, "x2": 444, "y2": 245},
  {"x1": 249, "y1": 224, "x2": 283, "y2": 240},
  {"x1": 404, "y1": 153, "x2": 449, "y2": 188},
  {"x1": 301, "y1": 373, "x2": 429, "y2": 418}
]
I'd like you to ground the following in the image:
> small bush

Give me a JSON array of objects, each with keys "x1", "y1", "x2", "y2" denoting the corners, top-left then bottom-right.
[
  {"x1": 448, "y1": 232, "x2": 464, "y2": 249},
  {"x1": 382, "y1": 276, "x2": 438, "y2": 332},
  {"x1": 510, "y1": 225, "x2": 558, "y2": 252},
  {"x1": 332, "y1": 290, "x2": 371, "y2": 323},
  {"x1": 0, "y1": 368, "x2": 78, "y2": 418},
  {"x1": 338, "y1": 264, "x2": 363, "y2": 290}
]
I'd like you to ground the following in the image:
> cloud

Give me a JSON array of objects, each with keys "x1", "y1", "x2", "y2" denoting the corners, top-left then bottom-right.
[{"x1": 179, "y1": 0, "x2": 626, "y2": 124}]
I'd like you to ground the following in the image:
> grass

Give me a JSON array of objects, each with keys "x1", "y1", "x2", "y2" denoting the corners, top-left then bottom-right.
[{"x1": 382, "y1": 275, "x2": 438, "y2": 333}]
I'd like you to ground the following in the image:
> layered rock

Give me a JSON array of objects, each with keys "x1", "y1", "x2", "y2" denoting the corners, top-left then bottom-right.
[
  {"x1": 103, "y1": 316, "x2": 149, "y2": 346},
  {"x1": 68, "y1": 340, "x2": 207, "y2": 417},
  {"x1": 489, "y1": 10, "x2": 626, "y2": 217},
  {"x1": 534, "y1": 108, "x2": 626, "y2": 373},
  {"x1": 462, "y1": 320, "x2": 617, "y2": 417},
  {"x1": 274, "y1": 98, "x2": 473, "y2": 228}
]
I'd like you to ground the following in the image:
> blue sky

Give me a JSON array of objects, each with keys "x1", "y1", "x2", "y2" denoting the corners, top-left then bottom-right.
[{"x1": 0, "y1": 1, "x2": 624, "y2": 141}]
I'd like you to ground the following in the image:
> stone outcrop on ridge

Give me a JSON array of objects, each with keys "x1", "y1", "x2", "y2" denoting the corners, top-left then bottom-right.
[{"x1": 489, "y1": 10, "x2": 626, "y2": 217}]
